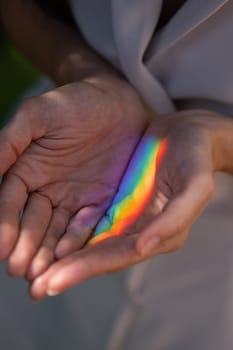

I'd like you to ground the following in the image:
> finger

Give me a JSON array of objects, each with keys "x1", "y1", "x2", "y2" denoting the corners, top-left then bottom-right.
[
  {"x1": 141, "y1": 230, "x2": 189, "y2": 258},
  {"x1": 8, "y1": 192, "x2": 52, "y2": 277},
  {"x1": 136, "y1": 175, "x2": 214, "y2": 256},
  {"x1": 0, "y1": 174, "x2": 27, "y2": 260},
  {"x1": 30, "y1": 233, "x2": 144, "y2": 300},
  {"x1": 55, "y1": 206, "x2": 104, "y2": 259},
  {"x1": 27, "y1": 206, "x2": 71, "y2": 280},
  {"x1": 30, "y1": 228, "x2": 189, "y2": 300}
]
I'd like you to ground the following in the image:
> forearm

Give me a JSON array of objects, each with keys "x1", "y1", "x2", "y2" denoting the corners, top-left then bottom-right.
[{"x1": 0, "y1": 0, "x2": 118, "y2": 85}]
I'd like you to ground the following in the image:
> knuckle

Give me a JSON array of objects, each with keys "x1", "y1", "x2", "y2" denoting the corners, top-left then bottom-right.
[
  {"x1": 161, "y1": 239, "x2": 185, "y2": 254},
  {"x1": 170, "y1": 224, "x2": 186, "y2": 238}
]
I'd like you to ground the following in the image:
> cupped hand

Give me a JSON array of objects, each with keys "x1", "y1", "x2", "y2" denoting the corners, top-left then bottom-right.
[
  {"x1": 29, "y1": 110, "x2": 221, "y2": 300},
  {"x1": 0, "y1": 74, "x2": 148, "y2": 278}
]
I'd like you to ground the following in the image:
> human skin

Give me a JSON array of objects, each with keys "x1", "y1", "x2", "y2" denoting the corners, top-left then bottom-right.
[
  {"x1": 29, "y1": 110, "x2": 233, "y2": 300},
  {"x1": 0, "y1": 1, "x2": 233, "y2": 299},
  {"x1": 0, "y1": 0, "x2": 148, "y2": 277}
]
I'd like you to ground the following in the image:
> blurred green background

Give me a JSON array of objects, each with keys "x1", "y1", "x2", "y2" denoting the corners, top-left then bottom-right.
[{"x1": 0, "y1": 27, "x2": 40, "y2": 120}]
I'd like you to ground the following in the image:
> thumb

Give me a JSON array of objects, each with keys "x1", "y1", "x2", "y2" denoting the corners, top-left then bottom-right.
[
  {"x1": 0, "y1": 99, "x2": 41, "y2": 175},
  {"x1": 136, "y1": 174, "x2": 215, "y2": 256}
]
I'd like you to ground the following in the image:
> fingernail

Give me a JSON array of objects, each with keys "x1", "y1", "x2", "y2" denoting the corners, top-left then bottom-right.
[
  {"x1": 47, "y1": 289, "x2": 60, "y2": 297},
  {"x1": 140, "y1": 236, "x2": 160, "y2": 256}
]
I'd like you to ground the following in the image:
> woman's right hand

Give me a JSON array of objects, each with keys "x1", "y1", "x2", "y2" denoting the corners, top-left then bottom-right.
[{"x1": 29, "y1": 109, "x2": 233, "y2": 300}]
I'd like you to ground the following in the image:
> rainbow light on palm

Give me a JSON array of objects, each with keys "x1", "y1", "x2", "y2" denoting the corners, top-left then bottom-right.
[{"x1": 88, "y1": 136, "x2": 167, "y2": 245}]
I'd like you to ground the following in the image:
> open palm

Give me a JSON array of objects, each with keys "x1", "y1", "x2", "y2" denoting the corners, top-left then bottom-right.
[
  {"x1": 0, "y1": 76, "x2": 148, "y2": 278},
  {"x1": 29, "y1": 110, "x2": 217, "y2": 300}
]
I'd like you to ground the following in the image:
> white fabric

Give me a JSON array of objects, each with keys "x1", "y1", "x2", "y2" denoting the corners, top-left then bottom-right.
[{"x1": 69, "y1": 0, "x2": 233, "y2": 115}]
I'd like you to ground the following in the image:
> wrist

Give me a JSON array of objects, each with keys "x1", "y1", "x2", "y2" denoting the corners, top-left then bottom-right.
[
  {"x1": 182, "y1": 109, "x2": 233, "y2": 174},
  {"x1": 210, "y1": 114, "x2": 233, "y2": 173},
  {"x1": 162, "y1": 110, "x2": 233, "y2": 175},
  {"x1": 53, "y1": 39, "x2": 121, "y2": 85}
]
